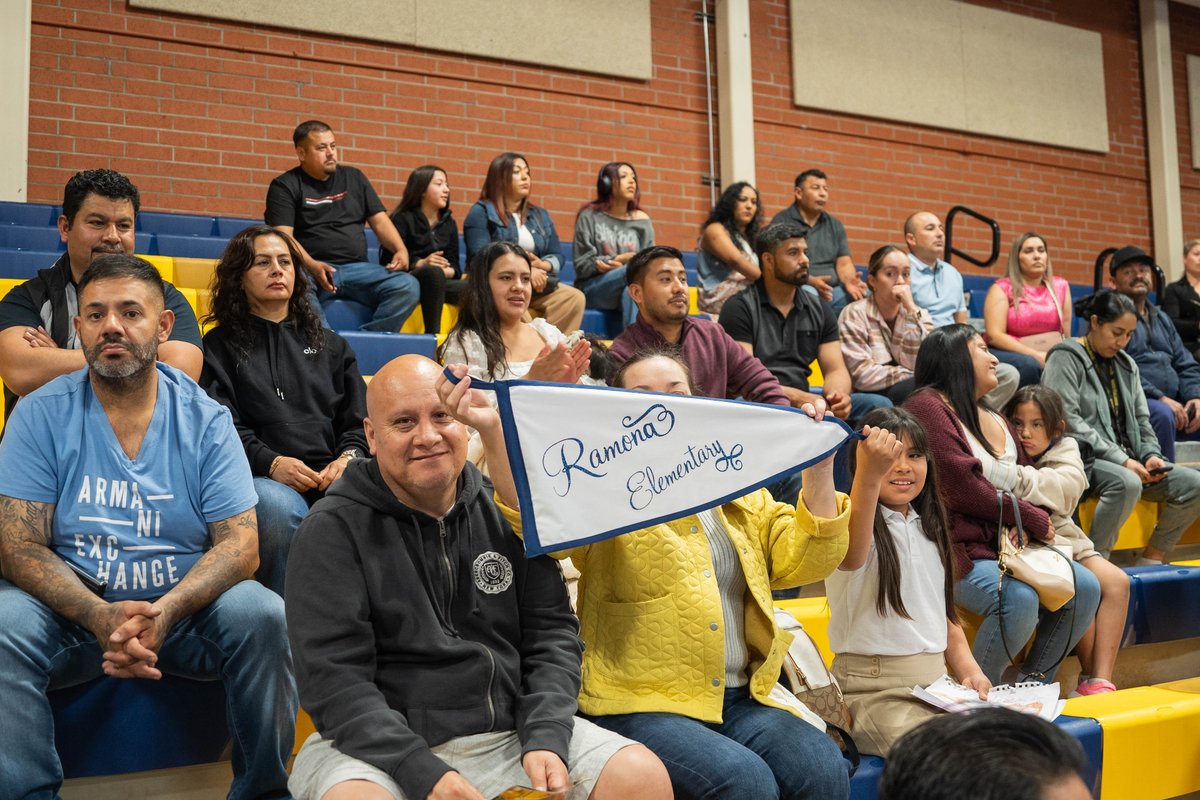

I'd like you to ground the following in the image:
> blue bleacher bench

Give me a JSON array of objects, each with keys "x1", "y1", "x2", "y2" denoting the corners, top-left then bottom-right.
[
  {"x1": 339, "y1": 331, "x2": 438, "y2": 374},
  {"x1": 51, "y1": 676, "x2": 228, "y2": 778},
  {"x1": 0, "y1": 225, "x2": 64, "y2": 252},
  {"x1": 0, "y1": 201, "x2": 58, "y2": 227},
  {"x1": 153, "y1": 233, "x2": 227, "y2": 260},
  {"x1": 137, "y1": 211, "x2": 216, "y2": 237},
  {"x1": 0, "y1": 249, "x2": 60, "y2": 279}
]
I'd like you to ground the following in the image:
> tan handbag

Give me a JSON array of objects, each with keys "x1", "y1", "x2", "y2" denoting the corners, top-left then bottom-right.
[
  {"x1": 996, "y1": 491, "x2": 1076, "y2": 612},
  {"x1": 773, "y1": 608, "x2": 860, "y2": 774},
  {"x1": 995, "y1": 490, "x2": 1078, "y2": 681},
  {"x1": 1017, "y1": 331, "x2": 1064, "y2": 353}
]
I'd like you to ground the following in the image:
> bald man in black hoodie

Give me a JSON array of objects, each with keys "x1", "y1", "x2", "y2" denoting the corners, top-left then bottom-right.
[{"x1": 284, "y1": 355, "x2": 670, "y2": 800}]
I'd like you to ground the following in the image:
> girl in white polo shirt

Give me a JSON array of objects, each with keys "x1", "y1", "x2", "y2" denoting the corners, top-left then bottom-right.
[{"x1": 828, "y1": 407, "x2": 992, "y2": 756}]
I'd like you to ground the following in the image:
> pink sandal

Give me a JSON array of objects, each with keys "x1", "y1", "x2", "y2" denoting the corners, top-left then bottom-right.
[{"x1": 1075, "y1": 678, "x2": 1117, "y2": 696}]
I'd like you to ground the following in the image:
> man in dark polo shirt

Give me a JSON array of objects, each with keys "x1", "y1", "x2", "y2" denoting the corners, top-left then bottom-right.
[
  {"x1": 265, "y1": 119, "x2": 419, "y2": 331},
  {"x1": 719, "y1": 223, "x2": 890, "y2": 426},
  {"x1": 0, "y1": 169, "x2": 202, "y2": 424},
  {"x1": 769, "y1": 169, "x2": 865, "y2": 313}
]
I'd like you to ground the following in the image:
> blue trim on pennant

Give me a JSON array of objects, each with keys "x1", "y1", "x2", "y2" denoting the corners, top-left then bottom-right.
[{"x1": 441, "y1": 367, "x2": 860, "y2": 558}]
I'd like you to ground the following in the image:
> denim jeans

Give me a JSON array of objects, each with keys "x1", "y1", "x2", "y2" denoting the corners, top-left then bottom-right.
[
  {"x1": 801, "y1": 283, "x2": 850, "y2": 315},
  {"x1": 0, "y1": 579, "x2": 297, "y2": 799},
  {"x1": 579, "y1": 267, "x2": 639, "y2": 329},
  {"x1": 309, "y1": 261, "x2": 420, "y2": 332},
  {"x1": 991, "y1": 348, "x2": 1042, "y2": 387},
  {"x1": 955, "y1": 558, "x2": 1101, "y2": 683},
  {"x1": 254, "y1": 476, "x2": 312, "y2": 597},
  {"x1": 590, "y1": 687, "x2": 849, "y2": 800}
]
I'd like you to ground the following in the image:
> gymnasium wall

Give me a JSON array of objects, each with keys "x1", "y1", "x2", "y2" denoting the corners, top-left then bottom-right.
[{"x1": 25, "y1": 0, "x2": 1200, "y2": 284}]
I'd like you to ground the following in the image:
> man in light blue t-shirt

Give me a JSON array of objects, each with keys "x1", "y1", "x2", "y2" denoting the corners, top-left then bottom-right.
[
  {"x1": 904, "y1": 210, "x2": 1019, "y2": 409},
  {"x1": 0, "y1": 255, "x2": 296, "y2": 798}
]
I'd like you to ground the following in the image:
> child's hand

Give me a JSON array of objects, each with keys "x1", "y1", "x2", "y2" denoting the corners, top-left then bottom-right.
[
  {"x1": 959, "y1": 671, "x2": 992, "y2": 700},
  {"x1": 856, "y1": 424, "x2": 903, "y2": 479}
]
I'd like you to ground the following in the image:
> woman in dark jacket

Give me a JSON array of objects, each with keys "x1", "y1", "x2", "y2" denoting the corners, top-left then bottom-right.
[
  {"x1": 201, "y1": 224, "x2": 368, "y2": 596},
  {"x1": 379, "y1": 164, "x2": 464, "y2": 334},
  {"x1": 904, "y1": 324, "x2": 1100, "y2": 684},
  {"x1": 462, "y1": 152, "x2": 585, "y2": 333},
  {"x1": 1162, "y1": 238, "x2": 1200, "y2": 359}
]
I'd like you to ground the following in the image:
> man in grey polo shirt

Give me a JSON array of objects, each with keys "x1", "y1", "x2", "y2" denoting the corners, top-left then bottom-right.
[{"x1": 770, "y1": 168, "x2": 866, "y2": 312}]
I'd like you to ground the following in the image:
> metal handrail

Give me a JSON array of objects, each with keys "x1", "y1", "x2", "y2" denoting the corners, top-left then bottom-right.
[{"x1": 944, "y1": 205, "x2": 1001, "y2": 269}]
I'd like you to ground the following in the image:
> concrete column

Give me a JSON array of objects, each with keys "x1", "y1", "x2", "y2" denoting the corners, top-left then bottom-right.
[
  {"x1": 715, "y1": 0, "x2": 755, "y2": 189},
  {"x1": 1139, "y1": 0, "x2": 1183, "y2": 278},
  {"x1": 0, "y1": 0, "x2": 31, "y2": 201}
]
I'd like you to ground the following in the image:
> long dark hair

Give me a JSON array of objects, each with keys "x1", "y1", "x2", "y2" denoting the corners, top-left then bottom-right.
[
  {"x1": 701, "y1": 181, "x2": 761, "y2": 247},
  {"x1": 848, "y1": 407, "x2": 958, "y2": 622},
  {"x1": 579, "y1": 161, "x2": 642, "y2": 216},
  {"x1": 393, "y1": 164, "x2": 450, "y2": 217},
  {"x1": 438, "y1": 240, "x2": 529, "y2": 377},
  {"x1": 913, "y1": 323, "x2": 996, "y2": 457},
  {"x1": 480, "y1": 152, "x2": 528, "y2": 226},
  {"x1": 206, "y1": 225, "x2": 324, "y2": 361}
]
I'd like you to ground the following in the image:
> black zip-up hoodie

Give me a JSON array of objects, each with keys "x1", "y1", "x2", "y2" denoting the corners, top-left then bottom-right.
[
  {"x1": 285, "y1": 458, "x2": 582, "y2": 800},
  {"x1": 200, "y1": 318, "x2": 368, "y2": 476}
]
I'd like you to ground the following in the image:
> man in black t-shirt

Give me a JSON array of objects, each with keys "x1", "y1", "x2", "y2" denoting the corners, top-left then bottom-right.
[
  {"x1": 264, "y1": 120, "x2": 418, "y2": 331},
  {"x1": 0, "y1": 169, "x2": 203, "y2": 423},
  {"x1": 718, "y1": 223, "x2": 890, "y2": 424}
]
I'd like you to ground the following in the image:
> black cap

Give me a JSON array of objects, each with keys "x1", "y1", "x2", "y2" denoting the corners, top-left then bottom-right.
[{"x1": 1109, "y1": 245, "x2": 1158, "y2": 276}]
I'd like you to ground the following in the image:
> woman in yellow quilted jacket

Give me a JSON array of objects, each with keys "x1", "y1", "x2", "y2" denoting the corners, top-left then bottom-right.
[{"x1": 439, "y1": 348, "x2": 853, "y2": 800}]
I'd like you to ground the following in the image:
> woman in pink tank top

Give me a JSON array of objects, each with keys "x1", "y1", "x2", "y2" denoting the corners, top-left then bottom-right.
[{"x1": 983, "y1": 232, "x2": 1072, "y2": 371}]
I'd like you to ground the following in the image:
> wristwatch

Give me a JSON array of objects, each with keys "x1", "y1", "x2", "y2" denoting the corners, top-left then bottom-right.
[{"x1": 338, "y1": 448, "x2": 360, "y2": 461}]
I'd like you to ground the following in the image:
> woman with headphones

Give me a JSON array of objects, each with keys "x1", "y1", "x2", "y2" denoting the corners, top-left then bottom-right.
[{"x1": 573, "y1": 162, "x2": 656, "y2": 329}]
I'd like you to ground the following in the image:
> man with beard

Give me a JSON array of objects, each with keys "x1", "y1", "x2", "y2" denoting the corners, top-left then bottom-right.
[
  {"x1": 0, "y1": 255, "x2": 296, "y2": 798},
  {"x1": 0, "y1": 169, "x2": 203, "y2": 424},
  {"x1": 718, "y1": 223, "x2": 890, "y2": 423},
  {"x1": 265, "y1": 119, "x2": 419, "y2": 331},
  {"x1": 1109, "y1": 245, "x2": 1200, "y2": 464},
  {"x1": 605, "y1": 245, "x2": 788, "y2": 405}
]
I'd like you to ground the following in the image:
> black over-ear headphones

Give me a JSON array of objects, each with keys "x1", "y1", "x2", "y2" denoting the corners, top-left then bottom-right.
[{"x1": 597, "y1": 163, "x2": 618, "y2": 200}]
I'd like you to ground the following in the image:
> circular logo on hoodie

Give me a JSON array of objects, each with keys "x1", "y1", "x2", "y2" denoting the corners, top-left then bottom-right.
[{"x1": 473, "y1": 551, "x2": 513, "y2": 594}]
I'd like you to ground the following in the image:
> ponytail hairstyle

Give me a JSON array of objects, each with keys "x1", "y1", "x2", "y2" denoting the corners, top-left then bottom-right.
[{"x1": 848, "y1": 407, "x2": 958, "y2": 622}]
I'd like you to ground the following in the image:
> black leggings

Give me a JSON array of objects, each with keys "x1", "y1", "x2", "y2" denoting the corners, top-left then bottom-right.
[{"x1": 410, "y1": 265, "x2": 465, "y2": 334}]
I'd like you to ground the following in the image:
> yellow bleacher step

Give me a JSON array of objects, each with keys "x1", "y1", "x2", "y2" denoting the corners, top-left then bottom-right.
[
  {"x1": 775, "y1": 596, "x2": 833, "y2": 667},
  {"x1": 1063, "y1": 679, "x2": 1200, "y2": 800},
  {"x1": 171, "y1": 257, "x2": 218, "y2": 291},
  {"x1": 135, "y1": 254, "x2": 174, "y2": 284}
]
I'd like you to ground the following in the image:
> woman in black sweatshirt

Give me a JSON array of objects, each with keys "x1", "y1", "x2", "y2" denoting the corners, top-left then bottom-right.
[{"x1": 201, "y1": 224, "x2": 368, "y2": 596}]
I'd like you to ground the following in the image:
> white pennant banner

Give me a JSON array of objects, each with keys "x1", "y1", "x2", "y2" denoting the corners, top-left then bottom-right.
[{"x1": 450, "y1": 371, "x2": 856, "y2": 557}]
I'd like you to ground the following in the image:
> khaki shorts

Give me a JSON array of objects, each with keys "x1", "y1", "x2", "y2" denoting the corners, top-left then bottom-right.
[{"x1": 288, "y1": 718, "x2": 637, "y2": 800}]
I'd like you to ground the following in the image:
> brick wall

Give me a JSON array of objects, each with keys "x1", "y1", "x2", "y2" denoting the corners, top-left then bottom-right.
[{"x1": 26, "y1": 0, "x2": 1200, "y2": 284}]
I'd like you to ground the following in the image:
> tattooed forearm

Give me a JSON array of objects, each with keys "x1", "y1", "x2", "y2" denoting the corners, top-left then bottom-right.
[
  {"x1": 0, "y1": 496, "x2": 105, "y2": 629},
  {"x1": 155, "y1": 509, "x2": 259, "y2": 623}
]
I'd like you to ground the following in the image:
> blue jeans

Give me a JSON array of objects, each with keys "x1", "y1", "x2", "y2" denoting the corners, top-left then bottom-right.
[
  {"x1": 579, "y1": 267, "x2": 639, "y2": 329},
  {"x1": 1147, "y1": 398, "x2": 1178, "y2": 462},
  {"x1": 0, "y1": 579, "x2": 296, "y2": 799},
  {"x1": 309, "y1": 261, "x2": 420, "y2": 332},
  {"x1": 254, "y1": 476, "x2": 312, "y2": 597},
  {"x1": 590, "y1": 687, "x2": 849, "y2": 800},
  {"x1": 991, "y1": 349, "x2": 1041, "y2": 387},
  {"x1": 801, "y1": 283, "x2": 850, "y2": 314},
  {"x1": 955, "y1": 559, "x2": 1101, "y2": 683}
]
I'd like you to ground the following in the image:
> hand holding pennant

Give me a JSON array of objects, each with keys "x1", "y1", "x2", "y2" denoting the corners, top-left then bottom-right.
[{"x1": 439, "y1": 365, "x2": 859, "y2": 557}]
